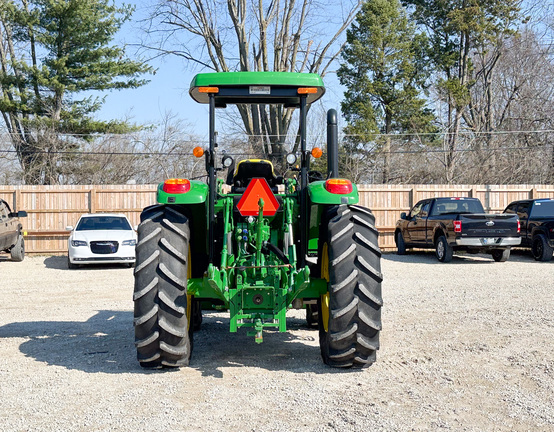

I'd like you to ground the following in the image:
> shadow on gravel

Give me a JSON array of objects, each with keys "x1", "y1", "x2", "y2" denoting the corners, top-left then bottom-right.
[
  {"x1": 189, "y1": 313, "x2": 344, "y2": 377},
  {"x1": 0, "y1": 310, "x2": 343, "y2": 375},
  {"x1": 43, "y1": 256, "x2": 68, "y2": 269},
  {"x1": 383, "y1": 249, "x2": 537, "y2": 264},
  {"x1": 43, "y1": 256, "x2": 132, "y2": 270},
  {"x1": 0, "y1": 310, "x2": 138, "y2": 373}
]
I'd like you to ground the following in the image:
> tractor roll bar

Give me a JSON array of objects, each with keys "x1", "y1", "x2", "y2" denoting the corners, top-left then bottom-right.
[
  {"x1": 208, "y1": 93, "x2": 216, "y2": 263},
  {"x1": 299, "y1": 95, "x2": 308, "y2": 268}
]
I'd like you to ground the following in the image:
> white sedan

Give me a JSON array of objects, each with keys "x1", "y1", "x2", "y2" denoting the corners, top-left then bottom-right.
[{"x1": 67, "y1": 213, "x2": 137, "y2": 269}]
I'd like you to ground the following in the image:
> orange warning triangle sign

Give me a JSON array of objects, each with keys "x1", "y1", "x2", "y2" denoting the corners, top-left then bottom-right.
[{"x1": 236, "y1": 178, "x2": 280, "y2": 217}]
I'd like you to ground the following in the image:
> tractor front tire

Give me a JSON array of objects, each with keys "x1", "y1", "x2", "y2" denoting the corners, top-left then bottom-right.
[
  {"x1": 306, "y1": 304, "x2": 319, "y2": 328},
  {"x1": 133, "y1": 204, "x2": 192, "y2": 368},
  {"x1": 318, "y1": 205, "x2": 383, "y2": 368}
]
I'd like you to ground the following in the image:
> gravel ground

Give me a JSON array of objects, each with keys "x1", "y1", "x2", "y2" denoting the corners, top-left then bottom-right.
[{"x1": 0, "y1": 251, "x2": 553, "y2": 432}]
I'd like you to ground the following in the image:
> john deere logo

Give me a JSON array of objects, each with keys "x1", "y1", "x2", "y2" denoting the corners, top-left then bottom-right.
[{"x1": 486, "y1": 221, "x2": 495, "y2": 226}]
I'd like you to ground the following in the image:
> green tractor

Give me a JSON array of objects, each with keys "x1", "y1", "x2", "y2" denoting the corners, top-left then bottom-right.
[{"x1": 133, "y1": 72, "x2": 382, "y2": 369}]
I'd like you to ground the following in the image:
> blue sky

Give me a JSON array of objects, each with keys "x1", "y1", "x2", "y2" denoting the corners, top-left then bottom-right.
[{"x1": 94, "y1": 2, "x2": 348, "y2": 139}]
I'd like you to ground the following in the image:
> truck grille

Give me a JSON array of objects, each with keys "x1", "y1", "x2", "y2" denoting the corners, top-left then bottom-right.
[{"x1": 90, "y1": 241, "x2": 119, "y2": 254}]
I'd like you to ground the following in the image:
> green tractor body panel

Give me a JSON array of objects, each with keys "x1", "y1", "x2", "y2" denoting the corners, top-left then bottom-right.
[
  {"x1": 156, "y1": 180, "x2": 209, "y2": 204},
  {"x1": 190, "y1": 72, "x2": 325, "y2": 106},
  {"x1": 307, "y1": 181, "x2": 360, "y2": 205},
  {"x1": 182, "y1": 185, "x2": 329, "y2": 342}
]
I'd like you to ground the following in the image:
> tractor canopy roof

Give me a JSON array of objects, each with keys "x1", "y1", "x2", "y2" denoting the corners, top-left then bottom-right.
[{"x1": 189, "y1": 72, "x2": 325, "y2": 107}]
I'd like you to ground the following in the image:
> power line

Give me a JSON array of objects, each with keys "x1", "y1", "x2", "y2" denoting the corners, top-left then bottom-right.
[
  {"x1": 0, "y1": 145, "x2": 551, "y2": 157},
  {"x1": 3, "y1": 129, "x2": 554, "y2": 140}
]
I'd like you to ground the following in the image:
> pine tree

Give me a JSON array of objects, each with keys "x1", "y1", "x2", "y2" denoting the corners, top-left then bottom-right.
[
  {"x1": 338, "y1": 0, "x2": 434, "y2": 183},
  {"x1": 0, "y1": 0, "x2": 152, "y2": 184}
]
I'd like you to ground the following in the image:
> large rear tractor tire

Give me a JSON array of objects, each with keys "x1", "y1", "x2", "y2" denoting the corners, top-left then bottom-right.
[
  {"x1": 10, "y1": 233, "x2": 25, "y2": 262},
  {"x1": 133, "y1": 205, "x2": 192, "y2": 368},
  {"x1": 318, "y1": 205, "x2": 383, "y2": 368}
]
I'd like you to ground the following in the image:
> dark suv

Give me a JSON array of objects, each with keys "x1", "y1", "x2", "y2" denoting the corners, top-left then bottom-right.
[
  {"x1": 503, "y1": 199, "x2": 554, "y2": 261},
  {"x1": 0, "y1": 199, "x2": 27, "y2": 261}
]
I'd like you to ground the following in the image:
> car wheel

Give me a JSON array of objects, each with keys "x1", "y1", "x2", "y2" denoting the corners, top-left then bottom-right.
[
  {"x1": 67, "y1": 256, "x2": 78, "y2": 269},
  {"x1": 532, "y1": 234, "x2": 553, "y2": 261},
  {"x1": 491, "y1": 248, "x2": 510, "y2": 262},
  {"x1": 10, "y1": 233, "x2": 25, "y2": 262},
  {"x1": 395, "y1": 231, "x2": 406, "y2": 255},
  {"x1": 435, "y1": 235, "x2": 453, "y2": 263}
]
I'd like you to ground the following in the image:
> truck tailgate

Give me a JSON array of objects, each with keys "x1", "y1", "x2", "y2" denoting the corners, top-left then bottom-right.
[{"x1": 460, "y1": 214, "x2": 519, "y2": 237}]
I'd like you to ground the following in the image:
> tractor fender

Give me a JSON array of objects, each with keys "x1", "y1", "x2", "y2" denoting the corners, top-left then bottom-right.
[
  {"x1": 157, "y1": 180, "x2": 209, "y2": 204},
  {"x1": 307, "y1": 181, "x2": 359, "y2": 205}
]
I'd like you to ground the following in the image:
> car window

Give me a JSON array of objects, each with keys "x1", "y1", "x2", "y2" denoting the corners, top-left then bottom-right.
[
  {"x1": 516, "y1": 202, "x2": 530, "y2": 220},
  {"x1": 531, "y1": 201, "x2": 554, "y2": 218},
  {"x1": 0, "y1": 201, "x2": 8, "y2": 220},
  {"x1": 420, "y1": 201, "x2": 431, "y2": 217},
  {"x1": 76, "y1": 216, "x2": 132, "y2": 231},
  {"x1": 409, "y1": 202, "x2": 423, "y2": 218},
  {"x1": 504, "y1": 203, "x2": 518, "y2": 214},
  {"x1": 431, "y1": 199, "x2": 484, "y2": 215}
]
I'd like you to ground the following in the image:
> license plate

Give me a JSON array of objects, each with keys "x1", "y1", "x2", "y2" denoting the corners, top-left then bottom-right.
[
  {"x1": 249, "y1": 86, "x2": 270, "y2": 95},
  {"x1": 481, "y1": 238, "x2": 497, "y2": 245}
]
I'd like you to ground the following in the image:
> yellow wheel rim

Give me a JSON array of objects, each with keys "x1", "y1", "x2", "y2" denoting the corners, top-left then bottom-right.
[{"x1": 321, "y1": 243, "x2": 330, "y2": 332}]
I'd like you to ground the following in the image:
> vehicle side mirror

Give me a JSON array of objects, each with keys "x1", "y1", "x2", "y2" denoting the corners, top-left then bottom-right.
[
  {"x1": 66, "y1": 225, "x2": 73, "y2": 231},
  {"x1": 400, "y1": 212, "x2": 407, "y2": 220},
  {"x1": 9, "y1": 211, "x2": 27, "y2": 218},
  {"x1": 134, "y1": 225, "x2": 138, "y2": 231}
]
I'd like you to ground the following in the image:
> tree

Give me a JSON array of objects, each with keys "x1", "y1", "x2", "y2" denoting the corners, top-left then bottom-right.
[
  {"x1": 338, "y1": 0, "x2": 434, "y2": 183},
  {"x1": 406, "y1": 0, "x2": 522, "y2": 182},
  {"x1": 143, "y1": 0, "x2": 362, "y2": 160},
  {"x1": 0, "y1": 0, "x2": 152, "y2": 184}
]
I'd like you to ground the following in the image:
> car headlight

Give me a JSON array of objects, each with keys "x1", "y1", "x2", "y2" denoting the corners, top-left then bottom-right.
[
  {"x1": 122, "y1": 239, "x2": 137, "y2": 246},
  {"x1": 71, "y1": 240, "x2": 87, "y2": 247}
]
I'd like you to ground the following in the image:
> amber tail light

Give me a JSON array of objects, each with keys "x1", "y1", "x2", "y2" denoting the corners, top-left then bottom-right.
[
  {"x1": 163, "y1": 178, "x2": 191, "y2": 194},
  {"x1": 325, "y1": 179, "x2": 353, "y2": 194}
]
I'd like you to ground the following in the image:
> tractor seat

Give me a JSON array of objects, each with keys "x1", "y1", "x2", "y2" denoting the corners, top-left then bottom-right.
[{"x1": 232, "y1": 159, "x2": 281, "y2": 191}]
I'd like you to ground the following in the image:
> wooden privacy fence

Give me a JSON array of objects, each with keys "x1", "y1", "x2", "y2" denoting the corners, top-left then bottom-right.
[{"x1": 1, "y1": 184, "x2": 553, "y2": 254}]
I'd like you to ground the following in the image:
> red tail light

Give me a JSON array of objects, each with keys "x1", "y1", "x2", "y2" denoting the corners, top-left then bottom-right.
[
  {"x1": 163, "y1": 178, "x2": 191, "y2": 194},
  {"x1": 517, "y1": 220, "x2": 521, "y2": 233},
  {"x1": 453, "y1": 220, "x2": 462, "y2": 233},
  {"x1": 325, "y1": 179, "x2": 353, "y2": 194}
]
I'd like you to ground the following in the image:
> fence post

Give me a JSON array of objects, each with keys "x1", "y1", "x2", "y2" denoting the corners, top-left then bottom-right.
[
  {"x1": 89, "y1": 189, "x2": 97, "y2": 214},
  {"x1": 409, "y1": 187, "x2": 417, "y2": 208},
  {"x1": 530, "y1": 187, "x2": 536, "y2": 199},
  {"x1": 485, "y1": 185, "x2": 491, "y2": 212}
]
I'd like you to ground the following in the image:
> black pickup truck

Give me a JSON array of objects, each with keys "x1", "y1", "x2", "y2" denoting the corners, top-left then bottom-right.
[
  {"x1": 0, "y1": 198, "x2": 27, "y2": 261},
  {"x1": 503, "y1": 198, "x2": 554, "y2": 261},
  {"x1": 395, "y1": 197, "x2": 521, "y2": 262}
]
